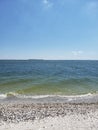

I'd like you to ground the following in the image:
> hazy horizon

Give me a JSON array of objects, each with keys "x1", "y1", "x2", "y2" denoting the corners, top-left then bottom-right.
[{"x1": 0, "y1": 56, "x2": 98, "y2": 60}]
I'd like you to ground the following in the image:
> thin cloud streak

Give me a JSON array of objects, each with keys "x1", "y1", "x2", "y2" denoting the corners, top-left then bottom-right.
[{"x1": 72, "y1": 51, "x2": 83, "y2": 56}]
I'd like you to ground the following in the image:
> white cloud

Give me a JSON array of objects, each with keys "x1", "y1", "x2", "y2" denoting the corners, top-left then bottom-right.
[
  {"x1": 42, "y1": 0, "x2": 53, "y2": 8},
  {"x1": 43, "y1": 0, "x2": 49, "y2": 4},
  {"x1": 43, "y1": 0, "x2": 48, "y2": 4},
  {"x1": 72, "y1": 51, "x2": 83, "y2": 56}
]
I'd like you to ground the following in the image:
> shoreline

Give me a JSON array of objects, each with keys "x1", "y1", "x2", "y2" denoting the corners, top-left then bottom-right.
[
  {"x1": 1, "y1": 93, "x2": 98, "y2": 104},
  {"x1": 0, "y1": 96, "x2": 98, "y2": 130}
]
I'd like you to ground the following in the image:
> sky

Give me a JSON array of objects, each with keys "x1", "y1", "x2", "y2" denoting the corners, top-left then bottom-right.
[{"x1": 0, "y1": 0, "x2": 98, "y2": 60}]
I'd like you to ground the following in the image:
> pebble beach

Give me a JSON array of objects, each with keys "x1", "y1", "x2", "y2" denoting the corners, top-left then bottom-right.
[{"x1": 0, "y1": 95, "x2": 98, "y2": 130}]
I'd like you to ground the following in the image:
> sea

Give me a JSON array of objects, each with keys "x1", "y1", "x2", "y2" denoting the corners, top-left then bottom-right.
[{"x1": 0, "y1": 60, "x2": 98, "y2": 98}]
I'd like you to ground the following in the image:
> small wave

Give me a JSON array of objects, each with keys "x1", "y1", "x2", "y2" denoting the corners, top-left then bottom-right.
[
  {"x1": 0, "y1": 92, "x2": 18, "y2": 99},
  {"x1": 6, "y1": 92, "x2": 18, "y2": 98},
  {"x1": 57, "y1": 93, "x2": 93, "y2": 98},
  {"x1": 0, "y1": 94, "x2": 7, "y2": 99},
  {"x1": 0, "y1": 92, "x2": 97, "y2": 100},
  {"x1": 15, "y1": 93, "x2": 94, "y2": 99},
  {"x1": 18, "y1": 95, "x2": 53, "y2": 99}
]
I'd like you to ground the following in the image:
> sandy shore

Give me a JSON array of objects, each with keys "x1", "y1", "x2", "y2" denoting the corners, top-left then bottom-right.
[{"x1": 0, "y1": 96, "x2": 98, "y2": 130}]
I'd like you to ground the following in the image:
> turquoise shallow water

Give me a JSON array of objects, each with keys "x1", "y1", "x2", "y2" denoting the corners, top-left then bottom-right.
[{"x1": 0, "y1": 60, "x2": 98, "y2": 96}]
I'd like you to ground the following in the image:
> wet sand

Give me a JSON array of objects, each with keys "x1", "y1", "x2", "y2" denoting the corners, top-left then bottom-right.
[{"x1": 0, "y1": 96, "x2": 98, "y2": 130}]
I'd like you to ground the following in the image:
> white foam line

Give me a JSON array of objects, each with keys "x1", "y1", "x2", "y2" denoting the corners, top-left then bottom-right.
[
  {"x1": 0, "y1": 94, "x2": 7, "y2": 99},
  {"x1": 0, "y1": 93, "x2": 97, "y2": 100},
  {"x1": 17, "y1": 93, "x2": 94, "y2": 99},
  {"x1": 57, "y1": 93, "x2": 93, "y2": 98},
  {"x1": 18, "y1": 95, "x2": 52, "y2": 99}
]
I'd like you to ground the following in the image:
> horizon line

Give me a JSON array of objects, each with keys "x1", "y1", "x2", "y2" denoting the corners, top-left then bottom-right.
[{"x1": 0, "y1": 59, "x2": 98, "y2": 61}]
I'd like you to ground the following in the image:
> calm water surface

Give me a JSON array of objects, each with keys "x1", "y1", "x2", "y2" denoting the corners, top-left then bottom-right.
[{"x1": 0, "y1": 60, "x2": 98, "y2": 95}]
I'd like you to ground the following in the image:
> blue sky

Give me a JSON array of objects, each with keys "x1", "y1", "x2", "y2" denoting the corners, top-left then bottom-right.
[{"x1": 0, "y1": 0, "x2": 98, "y2": 60}]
